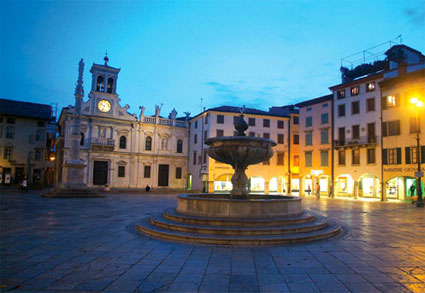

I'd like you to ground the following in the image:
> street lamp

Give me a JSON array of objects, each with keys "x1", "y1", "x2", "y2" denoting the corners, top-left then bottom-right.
[{"x1": 410, "y1": 97, "x2": 424, "y2": 207}]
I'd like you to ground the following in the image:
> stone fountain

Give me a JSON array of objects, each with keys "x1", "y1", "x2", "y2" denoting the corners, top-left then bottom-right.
[{"x1": 137, "y1": 112, "x2": 342, "y2": 245}]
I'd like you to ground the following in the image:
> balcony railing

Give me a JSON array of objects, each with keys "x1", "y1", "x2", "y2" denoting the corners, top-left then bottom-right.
[
  {"x1": 91, "y1": 138, "x2": 115, "y2": 146},
  {"x1": 334, "y1": 136, "x2": 377, "y2": 149},
  {"x1": 142, "y1": 116, "x2": 187, "y2": 128}
]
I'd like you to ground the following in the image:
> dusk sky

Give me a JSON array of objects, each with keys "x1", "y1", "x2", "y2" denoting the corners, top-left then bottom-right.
[{"x1": 1, "y1": 0, "x2": 424, "y2": 118}]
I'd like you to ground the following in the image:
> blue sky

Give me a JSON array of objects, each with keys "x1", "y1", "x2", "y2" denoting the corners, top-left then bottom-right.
[{"x1": 1, "y1": 0, "x2": 424, "y2": 118}]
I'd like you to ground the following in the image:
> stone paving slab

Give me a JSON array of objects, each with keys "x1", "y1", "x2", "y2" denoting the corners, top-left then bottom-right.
[{"x1": 1, "y1": 191, "x2": 425, "y2": 292}]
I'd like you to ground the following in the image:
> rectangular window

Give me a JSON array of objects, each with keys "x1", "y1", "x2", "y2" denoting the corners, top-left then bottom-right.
[
  {"x1": 382, "y1": 120, "x2": 401, "y2": 136},
  {"x1": 305, "y1": 152, "x2": 312, "y2": 167},
  {"x1": 176, "y1": 167, "x2": 182, "y2": 179},
  {"x1": 293, "y1": 116, "x2": 299, "y2": 125},
  {"x1": 263, "y1": 119, "x2": 270, "y2": 128},
  {"x1": 217, "y1": 115, "x2": 224, "y2": 124},
  {"x1": 351, "y1": 85, "x2": 359, "y2": 96},
  {"x1": 338, "y1": 104, "x2": 345, "y2": 117},
  {"x1": 203, "y1": 149, "x2": 207, "y2": 164},
  {"x1": 195, "y1": 121, "x2": 198, "y2": 129},
  {"x1": 205, "y1": 113, "x2": 209, "y2": 124},
  {"x1": 320, "y1": 151, "x2": 328, "y2": 167},
  {"x1": 321, "y1": 113, "x2": 328, "y2": 124},
  {"x1": 194, "y1": 134, "x2": 197, "y2": 144},
  {"x1": 320, "y1": 129, "x2": 328, "y2": 144},
  {"x1": 385, "y1": 148, "x2": 402, "y2": 165},
  {"x1": 234, "y1": 116, "x2": 238, "y2": 125},
  {"x1": 144, "y1": 165, "x2": 151, "y2": 178},
  {"x1": 338, "y1": 150, "x2": 345, "y2": 165},
  {"x1": 248, "y1": 118, "x2": 256, "y2": 126},
  {"x1": 337, "y1": 89, "x2": 345, "y2": 99},
  {"x1": 366, "y1": 82, "x2": 375, "y2": 92},
  {"x1": 277, "y1": 152, "x2": 284, "y2": 165},
  {"x1": 204, "y1": 130, "x2": 208, "y2": 141},
  {"x1": 277, "y1": 134, "x2": 284, "y2": 144},
  {"x1": 216, "y1": 129, "x2": 224, "y2": 137},
  {"x1": 306, "y1": 116, "x2": 312, "y2": 127},
  {"x1": 352, "y1": 125, "x2": 360, "y2": 140},
  {"x1": 118, "y1": 166, "x2": 125, "y2": 177},
  {"x1": 294, "y1": 155, "x2": 299, "y2": 166},
  {"x1": 4, "y1": 147, "x2": 13, "y2": 159},
  {"x1": 277, "y1": 120, "x2": 284, "y2": 129},
  {"x1": 367, "y1": 148, "x2": 376, "y2": 164},
  {"x1": 6, "y1": 127, "x2": 14, "y2": 139},
  {"x1": 386, "y1": 95, "x2": 398, "y2": 108},
  {"x1": 352, "y1": 149, "x2": 360, "y2": 165},
  {"x1": 249, "y1": 132, "x2": 255, "y2": 137},
  {"x1": 193, "y1": 151, "x2": 197, "y2": 165},
  {"x1": 293, "y1": 134, "x2": 299, "y2": 145},
  {"x1": 366, "y1": 97, "x2": 375, "y2": 112},
  {"x1": 322, "y1": 103, "x2": 328, "y2": 108},
  {"x1": 263, "y1": 133, "x2": 270, "y2": 139},
  {"x1": 306, "y1": 107, "x2": 312, "y2": 112},
  {"x1": 305, "y1": 132, "x2": 312, "y2": 146},
  {"x1": 36, "y1": 130, "x2": 44, "y2": 141},
  {"x1": 388, "y1": 148, "x2": 397, "y2": 164},
  {"x1": 35, "y1": 148, "x2": 43, "y2": 161},
  {"x1": 351, "y1": 101, "x2": 360, "y2": 115},
  {"x1": 407, "y1": 147, "x2": 419, "y2": 164}
]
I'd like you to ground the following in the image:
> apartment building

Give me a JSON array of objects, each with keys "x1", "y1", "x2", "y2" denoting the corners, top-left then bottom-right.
[
  {"x1": 295, "y1": 94, "x2": 333, "y2": 197},
  {"x1": 0, "y1": 99, "x2": 56, "y2": 186},
  {"x1": 187, "y1": 106, "x2": 300, "y2": 194},
  {"x1": 380, "y1": 67, "x2": 425, "y2": 200}
]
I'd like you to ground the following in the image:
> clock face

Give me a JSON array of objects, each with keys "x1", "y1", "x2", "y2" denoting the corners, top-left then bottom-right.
[{"x1": 98, "y1": 100, "x2": 111, "y2": 112}]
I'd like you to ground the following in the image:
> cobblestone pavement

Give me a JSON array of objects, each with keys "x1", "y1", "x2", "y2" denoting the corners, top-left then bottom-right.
[{"x1": 1, "y1": 191, "x2": 425, "y2": 292}]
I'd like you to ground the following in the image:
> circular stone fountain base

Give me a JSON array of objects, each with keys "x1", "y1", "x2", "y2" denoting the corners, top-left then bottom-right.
[{"x1": 176, "y1": 194, "x2": 302, "y2": 218}]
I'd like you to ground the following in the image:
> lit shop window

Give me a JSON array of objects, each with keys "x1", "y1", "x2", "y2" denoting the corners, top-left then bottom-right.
[{"x1": 386, "y1": 95, "x2": 396, "y2": 108}]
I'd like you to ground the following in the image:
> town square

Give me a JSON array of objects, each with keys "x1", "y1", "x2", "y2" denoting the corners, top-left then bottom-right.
[{"x1": 1, "y1": 0, "x2": 425, "y2": 292}]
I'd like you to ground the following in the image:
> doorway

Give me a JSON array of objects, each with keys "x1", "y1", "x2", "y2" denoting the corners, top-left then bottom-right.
[
  {"x1": 158, "y1": 164, "x2": 169, "y2": 186},
  {"x1": 93, "y1": 161, "x2": 108, "y2": 185}
]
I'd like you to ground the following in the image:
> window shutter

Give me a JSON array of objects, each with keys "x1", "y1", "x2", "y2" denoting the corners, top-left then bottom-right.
[
  {"x1": 405, "y1": 147, "x2": 411, "y2": 164},
  {"x1": 396, "y1": 120, "x2": 401, "y2": 135},
  {"x1": 382, "y1": 96, "x2": 387, "y2": 109},
  {"x1": 382, "y1": 122, "x2": 388, "y2": 137},
  {"x1": 397, "y1": 148, "x2": 402, "y2": 164},
  {"x1": 421, "y1": 146, "x2": 425, "y2": 164},
  {"x1": 382, "y1": 149, "x2": 388, "y2": 165}
]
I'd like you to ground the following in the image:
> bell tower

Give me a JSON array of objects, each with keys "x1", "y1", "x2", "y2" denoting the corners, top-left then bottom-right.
[{"x1": 89, "y1": 53, "x2": 121, "y2": 94}]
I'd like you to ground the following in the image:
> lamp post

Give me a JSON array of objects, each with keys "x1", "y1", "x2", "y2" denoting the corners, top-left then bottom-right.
[{"x1": 410, "y1": 97, "x2": 424, "y2": 207}]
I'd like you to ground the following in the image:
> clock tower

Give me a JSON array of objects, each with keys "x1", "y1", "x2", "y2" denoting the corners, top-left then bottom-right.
[{"x1": 88, "y1": 54, "x2": 121, "y2": 115}]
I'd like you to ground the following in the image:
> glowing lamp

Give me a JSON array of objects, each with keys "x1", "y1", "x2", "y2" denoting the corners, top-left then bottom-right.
[
  {"x1": 417, "y1": 101, "x2": 424, "y2": 108},
  {"x1": 410, "y1": 97, "x2": 419, "y2": 104}
]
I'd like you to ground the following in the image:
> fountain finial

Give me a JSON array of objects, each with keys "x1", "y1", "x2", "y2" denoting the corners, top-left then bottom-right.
[{"x1": 235, "y1": 106, "x2": 248, "y2": 136}]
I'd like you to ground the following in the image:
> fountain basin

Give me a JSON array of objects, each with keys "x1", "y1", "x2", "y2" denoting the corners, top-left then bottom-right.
[{"x1": 176, "y1": 194, "x2": 302, "y2": 218}]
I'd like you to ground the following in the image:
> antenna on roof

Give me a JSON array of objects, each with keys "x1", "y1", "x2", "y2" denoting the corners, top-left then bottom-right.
[
  {"x1": 200, "y1": 97, "x2": 203, "y2": 112},
  {"x1": 395, "y1": 34, "x2": 402, "y2": 44}
]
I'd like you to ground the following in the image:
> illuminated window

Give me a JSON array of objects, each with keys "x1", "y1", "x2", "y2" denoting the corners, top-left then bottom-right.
[
  {"x1": 388, "y1": 148, "x2": 397, "y2": 164},
  {"x1": 337, "y1": 89, "x2": 345, "y2": 99},
  {"x1": 366, "y1": 82, "x2": 375, "y2": 92},
  {"x1": 4, "y1": 147, "x2": 13, "y2": 159},
  {"x1": 386, "y1": 95, "x2": 396, "y2": 108},
  {"x1": 96, "y1": 75, "x2": 105, "y2": 92},
  {"x1": 107, "y1": 77, "x2": 114, "y2": 93},
  {"x1": 351, "y1": 86, "x2": 359, "y2": 96},
  {"x1": 411, "y1": 147, "x2": 418, "y2": 164}
]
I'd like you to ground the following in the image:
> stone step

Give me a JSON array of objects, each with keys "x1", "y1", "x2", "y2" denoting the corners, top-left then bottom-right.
[
  {"x1": 136, "y1": 217, "x2": 343, "y2": 246},
  {"x1": 162, "y1": 208, "x2": 316, "y2": 227},
  {"x1": 150, "y1": 214, "x2": 329, "y2": 236}
]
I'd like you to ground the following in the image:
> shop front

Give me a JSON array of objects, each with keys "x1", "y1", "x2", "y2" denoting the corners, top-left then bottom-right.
[
  {"x1": 213, "y1": 173, "x2": 232, "y2": 193},
  {"x1": 335, "y1": 174, "x2": 354, "y2": 197},
  {"x1": 358, "y1": 174, "x2": 380, "y2": 198},
  {"x1": 269, "y1": 177, "x2": 286, "y2": 194},
  {"x1": 250, "y1": 176, "x2": 265, "y2": 193},
  {"x1": 386, "y1": 176, "x2": 424, "y2": 200}
]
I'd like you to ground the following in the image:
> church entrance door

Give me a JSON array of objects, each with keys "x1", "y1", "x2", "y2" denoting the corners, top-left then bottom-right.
[
  {"x1": 158, "y1": 164, "x2": 169, "y2": 187},
  {"x1": 93, "y1": 161, "x2": 108, "y2": 185}
]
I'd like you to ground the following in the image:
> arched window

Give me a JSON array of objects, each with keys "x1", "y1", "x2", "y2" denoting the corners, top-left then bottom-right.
[
  {"x1": 119, "y1": 136, "x2": 126, "y2": 149},
  {"x1": 107, "y1": 77, "x2": 114, "y2": 93},
  {"x1": 145, "y1": 136, "x2": 152, "y2": 151},
  {"x1": 177, "y1": 139, "x2": 183, "y2": 153},
  {"x1": 80, "y1": 132, "x2": 85, "y2": 146},
  {"x1": 96, "y1": 75, "x2": 105, "y2": 92},
  {"x1": 161, "y1": 138, "x2": 168, "y2": 150}
]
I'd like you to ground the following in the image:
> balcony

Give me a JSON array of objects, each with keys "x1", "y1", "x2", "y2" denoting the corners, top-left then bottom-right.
[
  {"x1": 90, "y1": 138, "x2": 115, "y2": 151},
  {"x1": 142, "y1": 116, "x2": 187, "y2": 128},
  {"x1": 334, "y1": 136, "x2": 377, "y2": 149}
]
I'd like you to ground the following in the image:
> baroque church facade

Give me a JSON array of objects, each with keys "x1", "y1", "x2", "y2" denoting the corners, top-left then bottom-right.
[{"x1": 56, "y1": 57, "x2": 189, "y2": 190}]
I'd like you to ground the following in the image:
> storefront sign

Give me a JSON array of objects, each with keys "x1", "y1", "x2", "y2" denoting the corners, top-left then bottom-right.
[
  {"x1": 311, "y1": 170, "x2": 324, "y2": 176},
  {"x1": 415, "y1": 171, "x2": 424, "y2": 178},
  {"x1": 384, "y1": 167, "x2": 424, "y2": 172}
]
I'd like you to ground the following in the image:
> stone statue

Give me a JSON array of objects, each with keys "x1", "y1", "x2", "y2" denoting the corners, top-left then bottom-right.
[
  {"x1": 169, "y1": 108, "x2": 177, "y2": 120},
  {"x1": 74, "y1": 58, "x2": 84, "y2": 97},
  {"x1": 155, "y1": 105, "x2": 161, "y2": 117},
  {"x1": 139, "y1": 105, "x2": 145, "y2": 117},
  {"x1": 184, "y1": 111, "x2": 191, "y2": 121}
]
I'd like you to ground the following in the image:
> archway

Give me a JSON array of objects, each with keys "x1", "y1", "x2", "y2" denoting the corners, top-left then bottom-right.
[
  {"x1": 214, "y1": 173, "x2": 233, "y2": 193},
  {"x1": 386, "y1": 176, "x2": 424, "y2": 200},
  {"x1": 335, "y1": 174, "x2": 354, "y2": 197},
  {"x1": 250, "y1": 176, "x2": 265, "y2": 193},
  {"x1": 268, "y1": 177, "x2": 285, "y2": 194},
  {"x1": 358, "y1": 174, "x2": 380, "y2": 198}
]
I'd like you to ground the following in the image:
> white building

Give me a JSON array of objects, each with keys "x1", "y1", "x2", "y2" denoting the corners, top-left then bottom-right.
[{"x1": 56, "y1": 57, "x2": 189, "y2": 190}]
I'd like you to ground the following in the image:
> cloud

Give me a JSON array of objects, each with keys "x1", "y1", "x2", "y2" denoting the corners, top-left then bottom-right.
[{"x1": 404, "y1": 4, "x2": 425, "y2": 27}]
